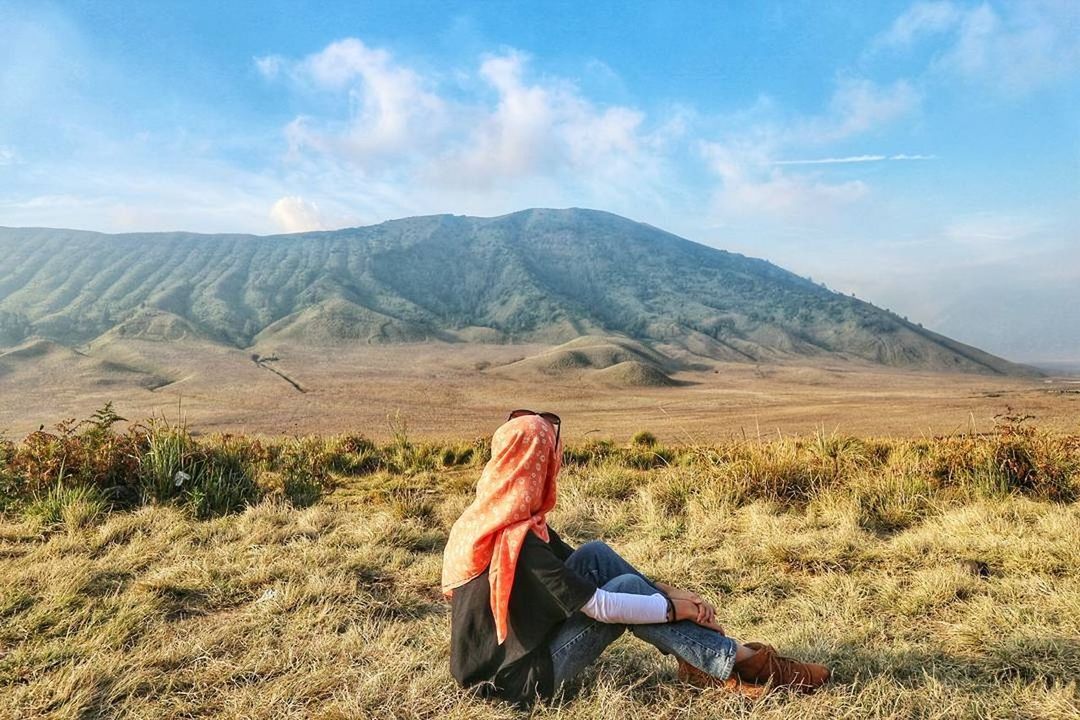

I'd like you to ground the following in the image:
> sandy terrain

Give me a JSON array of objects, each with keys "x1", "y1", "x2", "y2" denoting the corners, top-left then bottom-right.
[{"x1": 1, "y1": 339, "x2": 1077, "y2": 441}]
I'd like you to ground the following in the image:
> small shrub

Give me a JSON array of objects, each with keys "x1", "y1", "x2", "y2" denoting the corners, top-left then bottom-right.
[
  {"x1": 389, "y1": 487, "x2": 437, "y2": 524},
  {"x1": 731, "y1": 448, "x2": 822, "y2": 502},
  {"x1": 471, "y1": 436, "x2": 492, "y2": 465},
  {"x1": 11, "y1": 414, "x2": 141, "y2": 499},
  {"x1": 382, "y1": 444, "x2": 439, "y2": 475},
  {"x1": 0, "y1": 439, "x2": 18, "y2": 511},
  {"x1": 381, "y1": 414, "x2": 440, "y2": 474},
  {"x1": 139, "y1": 421, "x2": 197, "y2": 504},
  {"x1": 563, "y1": 439, "x2": 617, "y2": 466},
  {"x1": 439, "y1": 443, "x2": 476, "y2": 468},
  {"x1": 927, "y1": 413, "x2": 1080, "y2": 502},
  {"x1": 188, "y1": 463, "x2": 260, "y2": 519},
  {"x1": 584, "y1": 468, "x2": 640, "y2": 500},
  {"x1": 327, "y1": 434, "x2": 382, "y2": 475},
  {"x1": 807, "y1": 431, "x2": 876, "y2": 483},
  {"x1": 138, "y1": 419, "x2": 262, "y2": 516},
  {"x1": 2, "y1": 406, "x2": 1077, "y2": 533},
  {"x1": 630, "y1": 430, "x2": 658, "y2": 448},
  {"x1": 645, "y1": 476, "x2": 695, "y2": 516},
  {"x1": 622, "y1": 445, "x2": 675, "y2": 470},
  {"x1": 337, "y1": 433, "x2": 376, "y2": 455},
  {"x1": 990, "y1": 412, "x2": 1077, "y2": 502},
  {"x1": 865, "y1": 439, "x2": 892, "y2": 466},
  {"x1": 962, "y1": 464, "x2": 1012, "y2": 499},
  {"x1": 334, "y1": 446, "x2": 383, "y2": 475},
  {"x1": 440, "y1": 446, "x2": 458, "y2": 467},
  {"x1": 278, "y1": 437, "x2": 333, "y2": 508},
  {"x1": 849, "y1": 471, "x2": 935, "y2": 533},
  {"x1": 283, "y1": 472, "x2": 323, "y2": 508},
  {"x1": 25, "y1": 484, "x2": 107, "y2": 530}
]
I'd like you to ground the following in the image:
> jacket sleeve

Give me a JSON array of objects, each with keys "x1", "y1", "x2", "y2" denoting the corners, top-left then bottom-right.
[
  {"x1": 516, "y1": 533, "x2": 596, "y2": 618},
  {"x1": 546, "y1": 527, "x2": 576, "y2": 561}
]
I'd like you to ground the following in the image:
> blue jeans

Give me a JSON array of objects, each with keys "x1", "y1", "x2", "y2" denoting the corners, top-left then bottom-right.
[{"x1": 548, "y1": 540, "x2": 737, "y2": 690}]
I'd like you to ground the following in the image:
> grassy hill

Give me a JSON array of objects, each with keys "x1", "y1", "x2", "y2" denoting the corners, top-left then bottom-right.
[
  {"x1": 494, "y1": 335, "x2": 682, "y2": 386},
  {"x1": 0, "y1": 208, "x2": 1033, "y2": 374}
]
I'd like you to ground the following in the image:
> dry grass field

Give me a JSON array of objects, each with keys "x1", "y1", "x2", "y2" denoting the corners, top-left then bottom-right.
[
  {"x1": 1, "y1": 414, "x2": 1078, "y2": 719},
  {"x1": 1, "y1": 340, "x2": 1078, "y2": 441}
]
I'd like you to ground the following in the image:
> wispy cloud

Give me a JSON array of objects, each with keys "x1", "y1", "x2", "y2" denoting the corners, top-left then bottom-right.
[
  {"x1": 772, "y1": 154, "x2": 937, "y2": 165},
  {"x1": 876, "y1": 1, "x2": 1080, "y2": 95},
  {"x1": 796, "y1": 77, "x2": 921, "y2": 144},
  {"x1": 876, "y1": 1, "x2": 962, "y2": 48},
  {"x1": 700, "y1": 139, "x2": 869, "y2": 223},
  {"x1": 696, "y1": 75, "x2": 923, "y2": 223},
  {"x1": 253, "y1": 55, "x2": 283, "y2": 79}
]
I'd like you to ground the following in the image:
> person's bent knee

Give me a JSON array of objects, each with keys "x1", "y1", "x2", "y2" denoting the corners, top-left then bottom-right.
[
  {"x1": 578, "y1": 540, "x2": 615, "y2": 558},
  {"x1": 602, "y1": 573, "x2": 655, "y2": 595},
  {"x1": 570, "y1": 540, "x2": 617, "y2": 566}
]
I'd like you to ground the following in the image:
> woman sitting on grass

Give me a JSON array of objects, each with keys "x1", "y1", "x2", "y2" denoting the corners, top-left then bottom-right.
[{"x1": 441, "y1": 410, "x2": 831, "y2": 708}]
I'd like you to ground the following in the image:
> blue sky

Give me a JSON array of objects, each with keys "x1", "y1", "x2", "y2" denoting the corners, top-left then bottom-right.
[{"x1": 1, "y1": 1, "x2": 1078, "y2": 361}]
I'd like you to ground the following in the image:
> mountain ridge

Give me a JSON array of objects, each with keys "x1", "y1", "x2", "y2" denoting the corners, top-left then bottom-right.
[{"x1": 0, "y1": 208, "x2": 1035, "y2": 376}]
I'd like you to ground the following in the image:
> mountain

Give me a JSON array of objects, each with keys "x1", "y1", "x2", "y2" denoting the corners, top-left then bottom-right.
[{"x1": 0, "y1": 208, "x2": 1034, "y2": 375}]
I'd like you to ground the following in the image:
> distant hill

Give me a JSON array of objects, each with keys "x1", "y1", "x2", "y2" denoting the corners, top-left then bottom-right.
[
  {"x1": 0, "y1": 337, "x2": 167, "y2": 389},
  {"x1": 493, "y1": 335, "x2": 684, "y2": 387},
  {"x1": 0, "y1": 208, "x2": 1035, "y2": 375}
]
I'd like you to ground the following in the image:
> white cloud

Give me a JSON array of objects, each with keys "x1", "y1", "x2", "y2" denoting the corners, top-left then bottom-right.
[
  {"x1": 801, "y1": 77, "x2": 921, "y2": 143},
  {"x1": 700, "y1": 140, "x2": 868, "y2": 220},
  {"x1": 253, "y1": 39, "x2": 934, "y2": 234},
  {"x1": 253, "y1": 54, "x2": 283, "y2": 79},
  {"x1": 269, "y1": 196, "x2": 326, "y2": 233},
  {"x1": 772, "y1": 154, "x2": 936, "y2": 165},
  {"x1": 434, "y1": 51, "x2": 651, "y2": 190},
  {"x1": 697, "y1": 75, "x2": 920, "y2": 223},
  {"x1": 4, "y1": 28, "x2": 941, "y2": 244},
  {"x1": 0, "y1": 146, "x2": 18, "y2": 165},
  {"x1": 258, "y1": 43, "x2": 675, "y2": 221},
  {"x1": 773, "y1": 154, "x2": 887, "y2": 165},
  {"x1": 270, "y1": 38, "x2": 446, "y2": 163},
  {"x1": 878, "y1": 1, "x2": 1080, "y2": 95},
  {"x1": 444, "y1": 51, "x2": 561, "y2": 183},
  {"x1": 877, "y1": 1, "x2": 962, "y2": 47}
]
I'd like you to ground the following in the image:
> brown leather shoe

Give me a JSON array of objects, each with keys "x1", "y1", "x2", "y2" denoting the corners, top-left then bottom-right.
[
  {"x1": 676, "y1": 658, "x2": 769, "y2": 699},
  {"x1": 732, "y1": 642, "x2": 831, "y2": 693}
]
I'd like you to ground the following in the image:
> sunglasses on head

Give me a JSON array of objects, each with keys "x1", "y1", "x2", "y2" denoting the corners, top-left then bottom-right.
[{"x1": 507, "y1": 409, "x2": 561, "y2": 447}]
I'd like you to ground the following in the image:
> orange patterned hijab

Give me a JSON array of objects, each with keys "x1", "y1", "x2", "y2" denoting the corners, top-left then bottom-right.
[{"x1": 441, "y1": 414, "x2": 563, "y2": 644}]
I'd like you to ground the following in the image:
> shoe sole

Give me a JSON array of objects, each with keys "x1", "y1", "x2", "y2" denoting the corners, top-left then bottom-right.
[{"x1": 677, "y1": 668, "x2": 770, "y2": 700}]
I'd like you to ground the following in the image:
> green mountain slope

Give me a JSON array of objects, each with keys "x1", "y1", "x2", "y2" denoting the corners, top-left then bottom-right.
[{"x1": 0, "y1": 208, "x2": 1033, "y2": 374}]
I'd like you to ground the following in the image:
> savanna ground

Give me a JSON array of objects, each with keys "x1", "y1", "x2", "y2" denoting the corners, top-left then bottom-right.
[
  {"x1": 0, "y1": 407, "x2": 1078, "y2": 719},
  {"x1": 1, "y1": 340, "x2": 1079, "y2": 440}
]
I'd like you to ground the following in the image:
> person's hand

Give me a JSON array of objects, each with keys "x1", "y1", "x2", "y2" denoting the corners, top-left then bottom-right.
[
  {"x1": 657, "y1": 582, "x2": 717, "y2": 627},
  {"x1": 671, "y1": 598, "x2": 725, "y2": 635}
]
